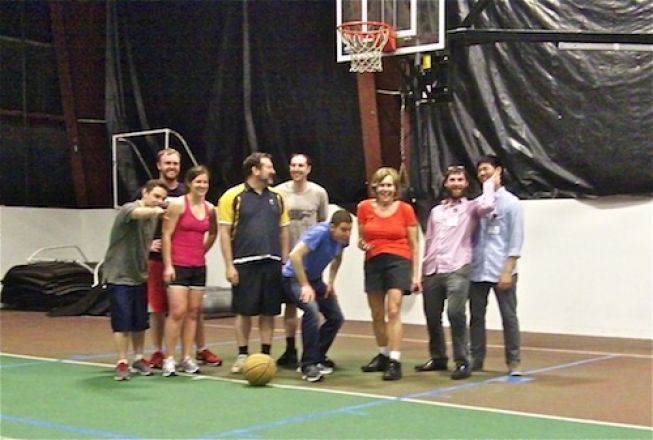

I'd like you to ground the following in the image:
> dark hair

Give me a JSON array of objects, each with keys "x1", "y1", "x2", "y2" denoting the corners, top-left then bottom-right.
[
  {"x1": 184, "y1": 165, "x2": 210, "y2": 190},
  {"x1": 290, "y1": 153, "x2": 312, "y2": 166},
  {"x1": 476, "y1": 154, "x2": 502, "y2": 169},
  {"x1": 242, "y1": 152, "x2": 273, "y2": 177},
  {"x1": 330, "y1": 209, "x2": 352, "y2": 226},
  {"x1": 144, "y1": 179, "x2": 169, "y2": 193}
]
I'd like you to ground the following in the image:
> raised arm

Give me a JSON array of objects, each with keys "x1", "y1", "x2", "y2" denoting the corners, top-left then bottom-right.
[{"x1": 473, "y1": 170, "x2": 501, "y2": 217}]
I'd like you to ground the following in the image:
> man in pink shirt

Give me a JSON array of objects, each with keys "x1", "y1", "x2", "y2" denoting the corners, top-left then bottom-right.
[{"x1": 416, "y1": 166, "x2": 499, "y2": 380}]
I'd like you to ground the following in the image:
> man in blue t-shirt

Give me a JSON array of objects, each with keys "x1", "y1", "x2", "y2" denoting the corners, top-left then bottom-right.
[{"x1": 282, "y1": 209, "x2": 352, "y2": 382}]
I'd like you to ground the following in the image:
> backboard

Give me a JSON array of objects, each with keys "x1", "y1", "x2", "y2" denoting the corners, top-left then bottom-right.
[{"x1": 336, "y1": 0, "x2": 445, "y2": 62}]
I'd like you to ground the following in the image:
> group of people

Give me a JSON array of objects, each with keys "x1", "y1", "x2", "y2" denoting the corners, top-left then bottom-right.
[{"x1": 102, "y1": 149, "x2": 523, "y2": 384}]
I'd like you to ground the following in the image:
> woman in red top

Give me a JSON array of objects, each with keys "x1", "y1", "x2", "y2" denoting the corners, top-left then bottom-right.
[
  {"x1": 357, "y1": 167, "x2": 421, "y2": 380},
  {"x1": 161, "y1": 165, "x2": 218, "y2": 377}
]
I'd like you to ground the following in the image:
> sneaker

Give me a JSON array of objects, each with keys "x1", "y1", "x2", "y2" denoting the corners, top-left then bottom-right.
[
  {"x1": 131, "y1": 359, "x2": 154, "y2": 376},
  {"x1": 382, "y1": 360, "x2": 402, "y2": 381},
  {"x1": 414, "y1": 358, "x2": 448, "y2": 372},
  {"x1": 301, "y1": 364, "x2": 324, "y2": 383},
  {"x1": 276, "y1": 349, "x2": 298, "y2": 369},
  {"x1": 196, "y1": 348, "x2": 222, "y2": 366},
  {"x1": 361, "y1": 354, "x2": 389, "y2": 372},
  {"x1": 316, "y1": 363, "x2": 333, "y2": 376},
  {"x1": 162, "y1": 357, "x2": 177, "y2": 377},
  {"x1": 180, "y1": 357, "x2": 200, "y2": 374},
  {"x1": 231, "y1": 354, "x2": 248, "y2": 373},
  {"x1": 148, "y1": 351, "x2": 164, "y2": 369},
  {"x1": 322, "y1": 356, "x2": 336, "y2": 369},
  {"x1": 114, "y1": 361, "x2": 130, "y2": 381},
  {"x1": 508, "y1": 361, "x2": 523, "y2": 376},
  {"x1": 451, "y1": 363, "x2": 472, "y2": 380}
]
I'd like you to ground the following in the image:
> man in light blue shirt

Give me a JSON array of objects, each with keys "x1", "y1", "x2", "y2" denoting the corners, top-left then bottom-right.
[
  {"x1": 282, "y1": 209, "x2": 352, "y2": 382},
  {"x1": 469, "y1": 155, "x2": 525, "y2": 376}
]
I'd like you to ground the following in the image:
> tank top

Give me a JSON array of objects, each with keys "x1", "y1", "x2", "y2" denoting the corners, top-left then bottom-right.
[{"x1": 171, "y1": 195, "x2": 211, "y2": 267}]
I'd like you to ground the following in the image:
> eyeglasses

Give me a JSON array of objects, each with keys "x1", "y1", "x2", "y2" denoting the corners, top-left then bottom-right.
[{"x1": 447, "y1": 165, "x2": 465, "y2": 171}]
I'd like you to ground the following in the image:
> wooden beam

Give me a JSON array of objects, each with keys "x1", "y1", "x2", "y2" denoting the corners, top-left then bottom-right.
[{"x1": 356, "y1": 72, "x2": 382, "y2": 194}]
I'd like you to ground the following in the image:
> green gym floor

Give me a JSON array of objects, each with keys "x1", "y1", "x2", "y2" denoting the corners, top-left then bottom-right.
[{"x1": 1, "y1": 311, "x2": 651, "y2": 439}]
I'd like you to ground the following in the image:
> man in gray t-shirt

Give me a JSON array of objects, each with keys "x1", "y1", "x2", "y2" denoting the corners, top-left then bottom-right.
[
  {"x1": 274, "y1": 153, "x2": 329, "y2": 368},
  {"x1": 103, "y1": 180, "x2": 168, "y2": 381}
]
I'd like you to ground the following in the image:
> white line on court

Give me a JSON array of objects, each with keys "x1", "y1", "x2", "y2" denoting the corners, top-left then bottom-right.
[
  {"x1": 202, "y1": 322, "x2": 653, "y2": 360},
  {"x1": 1, "y1": 351, "x2": 650, "y2": 432}
]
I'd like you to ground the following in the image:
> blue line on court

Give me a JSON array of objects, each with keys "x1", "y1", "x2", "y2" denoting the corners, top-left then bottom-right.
[
  {"x1": 194, "y1": 354, "x2": 619, "y2": 439},
  {"x1": 1, "y1": 414, "x2": 145, "y2": 439}
]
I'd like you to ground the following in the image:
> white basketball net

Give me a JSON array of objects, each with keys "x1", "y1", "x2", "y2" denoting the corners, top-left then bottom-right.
[{"x1": 338, "y1": 22, "x2": 390, "y2": 73}]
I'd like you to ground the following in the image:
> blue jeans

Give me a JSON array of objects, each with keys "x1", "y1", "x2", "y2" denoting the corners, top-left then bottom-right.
[{"x1": 282, "y1": 277, "x2": 344, "y2": 367}]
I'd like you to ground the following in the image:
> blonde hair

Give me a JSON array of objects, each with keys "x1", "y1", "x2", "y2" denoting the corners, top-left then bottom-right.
[{"x1": 370, "y1": 167, "x2": 401, "y2": 200}]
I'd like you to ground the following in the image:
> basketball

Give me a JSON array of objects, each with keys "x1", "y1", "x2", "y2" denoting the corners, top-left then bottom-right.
[{"x1": 242, "y1": 353, "x2": 277, "y2": 386}]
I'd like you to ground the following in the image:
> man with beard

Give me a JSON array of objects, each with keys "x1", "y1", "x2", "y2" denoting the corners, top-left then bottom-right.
[
  {"x1": 218, "y1": 153, "x2": 290, "y2": 373},
  {"x1": 415, "y1": 165, "x2": 500, "y2": 380},
  {"x1": 274, "y1": 154, "x2": 329, "y2": 369}
]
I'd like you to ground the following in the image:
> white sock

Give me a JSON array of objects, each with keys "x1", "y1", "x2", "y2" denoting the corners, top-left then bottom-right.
[
  {"x1": 389, "y1": 351, "x2": 401, "y2": 361},
  {"x1": 134, "y1": 354, "x2": 143, "y2": 361},
  {"x1": 378, "y1": 346, "x2": 389, "y2": 356}
]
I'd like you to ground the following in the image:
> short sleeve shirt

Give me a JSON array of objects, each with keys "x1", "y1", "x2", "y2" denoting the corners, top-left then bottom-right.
[
  {"x1": 218, "y1": 183, "x2": 290, "y2": 264},
  {"x1": 356, "y1": 200, "x2": 417, "y2": 261},
  {"x1": 274, "y1": 181, "x2": 329, "y2": 247},
  {"x1": 103, "y1": 202, "x2": 158, "y2": 284},
  {"x1": 282, "y1": 221, "x2": 347, "y2": 280}
]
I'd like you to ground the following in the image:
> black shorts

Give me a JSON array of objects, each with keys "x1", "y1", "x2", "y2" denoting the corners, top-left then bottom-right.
[
  {"x1": 109, "y1": 284, "x2": 149, "y2": 332},
  {"x1": 168, "y1": 265, "x2": 206, "y2": 289},
  {"x1": 232, "y1": 260, "x2": 283, "y2": 316},
  {"x1": 364, "y1": 253, "x2": 412, "y2": 295}
]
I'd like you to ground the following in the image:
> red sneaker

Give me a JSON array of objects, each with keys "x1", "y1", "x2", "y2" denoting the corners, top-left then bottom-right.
[
  {"x1": 148, "y1": 350, "x2": 164, "y2": 369},
  {"x1": 196, "y1": 348, "x2": 222, "y2": 366}
]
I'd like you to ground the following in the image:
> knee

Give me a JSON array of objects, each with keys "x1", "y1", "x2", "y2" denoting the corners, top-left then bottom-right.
[{"x1": 168, "y1": 307, "x2": 186, "y2": 322}]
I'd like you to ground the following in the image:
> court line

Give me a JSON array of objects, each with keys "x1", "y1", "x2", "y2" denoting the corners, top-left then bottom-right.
[
  {"x1": 203, "y1": 322, "x2": 653, "y2": 359},
  {"x1": 2, "y1": 352, "x2": 650, "y2": 435},
  {"x1": 0, "y1": 414, "x2": 144, "y2": 439}
]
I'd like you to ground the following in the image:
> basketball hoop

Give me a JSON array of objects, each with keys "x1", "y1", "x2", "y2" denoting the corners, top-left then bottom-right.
[{"x1": 337, "y1": 21, "x2": 396, "y2": 73}]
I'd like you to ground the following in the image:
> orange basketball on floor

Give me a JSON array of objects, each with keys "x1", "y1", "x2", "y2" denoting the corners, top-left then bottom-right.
[{"x1": 242, "y1": 353, "x2": 277, "y2": 386}]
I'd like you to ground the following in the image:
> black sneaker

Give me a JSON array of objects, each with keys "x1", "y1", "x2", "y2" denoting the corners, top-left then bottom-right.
[
  {"x1": 276, "y1": 349, "x2": 298, "y2": 369},
  {"x1": 301, "y1": 364, "x2": 324, "y2": 383},
  {"x1": 414, "y1": 358, "x2": 448, "y2": 372},
  {"x1": 382, "y1": 360, "x2": 402, "y2": 381},
  {"x1": 322, "y1": 356, "x2": 336, "y2": 369},
  {"x1": 361, "y1": 354, "x2": 389, "y2": 372},
  {"x1": 451, "y1": 363, "x2": 472, "y2": 380}
]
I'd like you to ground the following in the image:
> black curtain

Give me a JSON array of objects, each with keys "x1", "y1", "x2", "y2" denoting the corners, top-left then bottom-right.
[
  {"x1": 105, "y1": 0, "x2": 364, "y2": 207},
  {"x1": 410, "y1": 0, "x2": 653, "y2": 204}
]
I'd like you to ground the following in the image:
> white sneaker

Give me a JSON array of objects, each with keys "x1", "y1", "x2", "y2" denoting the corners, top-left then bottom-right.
[
  {"x1": 180, "y1": 357, "x2": 200, "y2": 374},
  {"x1": 316, "y1": 363, "x2": 333, "y2": 375},
  {"x1": 508, "y1": 361, "x2": 523, "y2": 376},
  {"x1": 162, "y1": 357, "x2": 177, "y2": 377},
  {"x1": 231, "y1": 354, "x2": 248, "y2": 373}
]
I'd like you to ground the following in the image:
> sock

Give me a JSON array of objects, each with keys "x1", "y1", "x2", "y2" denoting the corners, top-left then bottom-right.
[
  {"x1": 197, "y1": 346, "x2": 207, "y2": 352},
  {"x1": 389, "y1": 351, "x2": 401, "y2": 361},
  {"x1": 134, "y1": 354, "x2": 143, "y2": 361},
  {"x1": 238, "y1": 346, "x2": 249, "y2": 356},
  {"x1": 117, "y1": 358, "x2": 128, "y2": 365},
  {"x1": 378, "y1": 346, "x2": 389, "y2": 356},
  {"x1": 261, "y1": 344, "x2": 271, "y2": 355},
  {"x1": 285, "y1": 337, "x2": 296, "y2": 352}
]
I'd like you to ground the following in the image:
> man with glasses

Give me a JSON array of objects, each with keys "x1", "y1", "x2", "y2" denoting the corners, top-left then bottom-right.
[{"x1": 415, "y1": 165, "x2": 500, "y2": 380}]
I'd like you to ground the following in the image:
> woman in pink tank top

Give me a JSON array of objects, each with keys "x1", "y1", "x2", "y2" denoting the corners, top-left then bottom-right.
[{"x1": 160, "y1": 165, "x2": 218, "y2": 376}]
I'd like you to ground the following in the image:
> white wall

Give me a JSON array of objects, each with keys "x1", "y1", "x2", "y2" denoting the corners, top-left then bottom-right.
[{"x1": 1, "y1": 196, "x2": 651, "y2": 340}]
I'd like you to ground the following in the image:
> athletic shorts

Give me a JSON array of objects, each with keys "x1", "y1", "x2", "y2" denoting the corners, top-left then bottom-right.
[
  {"x1": 168, "y1": 265, "x2": 207, "y2": 289},
  {"x1": 147, "y1": 259, "x2": 167, "y2": 313},
  {"x1": 364, "y1": 253, "x2": 412, "y2": 295},
  {"x1": 232, "y1": 260, "x2": 283, "y2": 316},
  {"x1": 109, "y1": 283, "x2": 149, "y2": 332}
]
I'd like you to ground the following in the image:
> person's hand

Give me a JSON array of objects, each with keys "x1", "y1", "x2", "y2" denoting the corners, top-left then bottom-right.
[
  {"x1": 300, "y1": 285, "x2": 315, "y2": 303},
  {"x1": 163, "y1": 265, "x2": 175, "y2": 283},
  {"x1": 411, "y1": 278, "x2": 423, "y2": 295},
  {"x1": 358, "y1": 239, "x2": 373, "y2": 251},
  {"x1": 498, "y1": 272, "x2": 513, "y2": 290},
  {"x1": 226, "y1": 265, "x2": 239, "y2": 285},
  {"x1": 149, "y1": 239, "x2": 162, "y2": 252},
  {"x1": 492, "y1": 169, "x2": 502, "y2": 188},
  {"x1": 325, "y1": 284, "x2": 337, "y2": 298}
]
